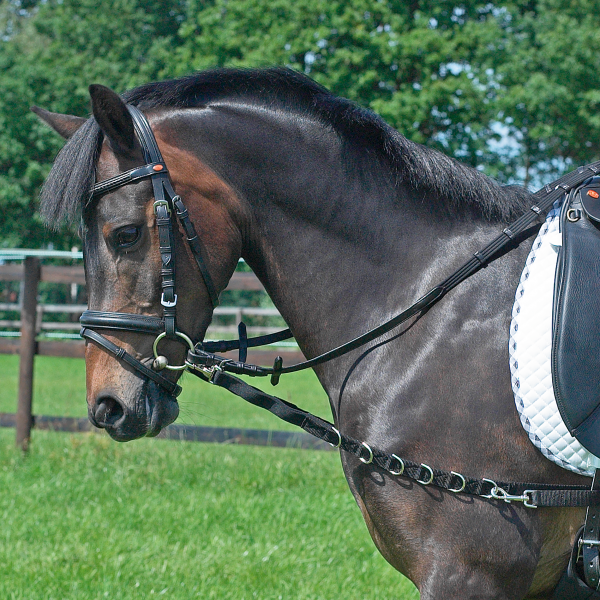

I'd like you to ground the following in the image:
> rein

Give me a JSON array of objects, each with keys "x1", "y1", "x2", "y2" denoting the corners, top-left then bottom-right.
[{"x1": 80, "y1": 104, "x2": 600, "y2": 509}]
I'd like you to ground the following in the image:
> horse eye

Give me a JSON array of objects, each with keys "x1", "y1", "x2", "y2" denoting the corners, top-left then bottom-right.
[{"x1": 115, "y1": 226, "x2": 141, "y2": 249}]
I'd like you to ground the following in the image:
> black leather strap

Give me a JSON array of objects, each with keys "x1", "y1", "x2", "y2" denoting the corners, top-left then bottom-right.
[
  {"x1": 196, "y1": 369, "x2": 598, "y2": 507},
  {"x1": 200, "y1": 327, "x2": 294, "y2": 354},
  {"x1": 80, "y1": 327, "x2": 181, "y2": 397},
  {"x1": 583, "y1": 471, "x2": 600, "y2": 589},
  {"x1": 92, "y1": 162, "x2": 167, "y2": 198},
  {"x1": 172, "y1": 195, "x2": 220, "y2": 307},
  {"x1": 80, "y1": 310, "x2": 164, "y2": 334},
  {"x1": 237, "y1": 322, "x2": 248, "y2": 363}
]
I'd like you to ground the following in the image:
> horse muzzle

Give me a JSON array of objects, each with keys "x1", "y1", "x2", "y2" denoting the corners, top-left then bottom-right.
[{"x1": 89, "y1": 380, "x2": 179, "y2": 441}]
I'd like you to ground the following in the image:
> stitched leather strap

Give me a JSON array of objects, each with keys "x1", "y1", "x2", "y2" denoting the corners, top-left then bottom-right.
[
  {"x1": 80, "y1": 327, "x2": 182, "y2": 397},
  {"x1": 80, "y1": 310, "x2": 164, "y2": 334},
  {"x1": 196, "y1": 369, "x2": 598, "y2": 507},
  {"x1": 92, "y1": 162, "x2": 167, "y2": 198}
]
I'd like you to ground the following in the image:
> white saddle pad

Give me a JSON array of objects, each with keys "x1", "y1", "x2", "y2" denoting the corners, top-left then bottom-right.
[{"x1": 509, "y1": 200, "x2": 600, "y2": 476}]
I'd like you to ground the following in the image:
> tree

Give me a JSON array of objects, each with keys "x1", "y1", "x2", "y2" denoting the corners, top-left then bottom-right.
[
  {"x1": 3, "y1": 0, "x2": 600, "y2": 249},
  {"x1": 174, "y1": 0, "x2": 505, "y2": 166},
  {"x1": 0, "y1": 0, "x2": 188, "y2": 249},
  {"x1": 477, "y1": 0, "x2": 600, "y2": 184}
]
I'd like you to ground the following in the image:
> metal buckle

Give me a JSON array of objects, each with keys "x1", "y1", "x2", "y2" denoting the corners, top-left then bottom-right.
[
  {"x1": 154, "y1": 199, "x2": 171, "y2": 215},
  {"x1": 161, "y1": 292, "x2": 178, "y2": 308},
  {"x1": 207, "y1": 364, "x2": 222, "y2": 383},
  {"x1": 523, "y1": 490, "x2": 538, "y2": 509},
  {"x1": 485, "y1": 484, "x2": 538, "y2": 508},
  {"x1": 185, "y1": 360, "x2": 230, "y2": 383}
]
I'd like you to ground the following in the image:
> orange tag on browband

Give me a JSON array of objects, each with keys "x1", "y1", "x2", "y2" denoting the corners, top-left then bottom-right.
[
  {"x1": 588, "y1": 189, "x2": 599, "y2": 199},
  {"x1": 153, "y1": 164, "x2": 164, "y2": 172}
]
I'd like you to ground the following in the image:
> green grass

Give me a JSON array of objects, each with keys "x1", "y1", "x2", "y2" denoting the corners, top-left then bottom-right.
[
  {"x1": 0, "y1": 430, "x2": 418, "y2": 599},
  {"x1": 0, "y1": 355, "x2": 332, "y2": 430},
  {"x1": 0, "y1": 355, "x2": 419, "y2": 598}
]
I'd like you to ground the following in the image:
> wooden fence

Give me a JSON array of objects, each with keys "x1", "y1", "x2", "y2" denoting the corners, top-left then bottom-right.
[{"x1": 0, "y1": 260, "x2": 304, "y2": 449}]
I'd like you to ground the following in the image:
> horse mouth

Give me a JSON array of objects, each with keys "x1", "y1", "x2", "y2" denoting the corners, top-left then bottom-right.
[{"x1": 89, "y1": 382, "x2": 179, "y2": 442}]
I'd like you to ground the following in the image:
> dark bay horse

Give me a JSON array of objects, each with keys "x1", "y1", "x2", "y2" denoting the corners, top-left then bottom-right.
[{"x1": 35, "y1": 68, "x2": 588, "y2": 599}]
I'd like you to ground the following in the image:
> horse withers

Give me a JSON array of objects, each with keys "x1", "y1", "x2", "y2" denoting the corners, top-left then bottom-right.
[{"x1": 35, "y1": 68, "x2": 591, "y2": 599}]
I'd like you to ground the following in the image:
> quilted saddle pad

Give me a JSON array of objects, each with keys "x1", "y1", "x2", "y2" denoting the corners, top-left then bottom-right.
[{"x1": 509, "y1": 200, "x2": 600, "y2": 476}]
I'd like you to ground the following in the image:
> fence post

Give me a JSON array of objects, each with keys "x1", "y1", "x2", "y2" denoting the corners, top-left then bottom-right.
[{"x1": 16, "y1": 257, "x2": 40, "y2": 451}]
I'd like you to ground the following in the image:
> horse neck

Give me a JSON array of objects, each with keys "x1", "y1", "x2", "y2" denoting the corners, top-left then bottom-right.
[{"x1": 164, "y1": 106, "x2": 498, "y2": 367}]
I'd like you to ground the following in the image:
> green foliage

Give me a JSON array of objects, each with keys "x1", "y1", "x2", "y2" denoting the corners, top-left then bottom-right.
[
  {"x1": 174, "y1": 0, "x2": 503, "y2": 164},
  {"x1": 0, "y1": 0, "x2": 189, "y2": 249},
  {"x1": 3, "y1": 0, "x2": 600, "y2": 247},
  {"x1": 476, "y1": 1, "x2": 600, "y2": 184}
]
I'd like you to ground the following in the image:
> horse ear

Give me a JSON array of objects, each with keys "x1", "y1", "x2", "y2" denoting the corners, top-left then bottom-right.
[
  {"x1": 89, "y1": 84, "x2": 136, "y2": 155},
  {"x1": 30, "y1": 106, "x2": 87, "y2": 139}
]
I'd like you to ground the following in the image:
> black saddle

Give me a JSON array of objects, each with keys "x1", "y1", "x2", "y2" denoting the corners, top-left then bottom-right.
[{"x1": 553, "y1": 176, "x2": 600, "y2": 457}]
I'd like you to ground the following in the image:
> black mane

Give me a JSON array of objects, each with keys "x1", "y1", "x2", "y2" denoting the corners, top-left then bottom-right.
[{"x1": 40, "y1": 67, "x2": 532, "y2": 226}]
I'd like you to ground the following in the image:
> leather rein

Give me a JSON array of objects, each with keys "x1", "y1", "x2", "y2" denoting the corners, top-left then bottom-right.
[{"x1": 80, "y1": 104, "x2": 600, "y2": 508}]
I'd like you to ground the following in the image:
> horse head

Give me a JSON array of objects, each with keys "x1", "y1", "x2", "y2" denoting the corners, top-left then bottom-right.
[{"x1": 34, "y1": 85, "x2": 243, "y2": 441}]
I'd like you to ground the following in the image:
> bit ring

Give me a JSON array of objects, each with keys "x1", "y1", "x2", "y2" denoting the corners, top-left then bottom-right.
[{"x1": 153, "y1": 331, "x2": 195, "y2": 371}]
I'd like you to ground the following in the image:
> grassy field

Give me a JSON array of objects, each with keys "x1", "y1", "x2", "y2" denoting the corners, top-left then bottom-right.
[
  {"x1": 0, "y1": 355, "x2": 419, "y2": 599},
  {"x1": 0, "y1": 354, "x2": 332, "y2": 429}
]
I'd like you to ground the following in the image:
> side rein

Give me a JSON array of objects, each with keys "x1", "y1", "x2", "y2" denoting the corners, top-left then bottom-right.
[{"x1": 81, "y1": 105, "x2": 600, "y2": 514}]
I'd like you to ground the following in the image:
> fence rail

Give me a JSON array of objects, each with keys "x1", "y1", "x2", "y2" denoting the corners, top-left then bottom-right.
[{"x1": 0, "y1": 264, "x2": 265, "y2": 288}]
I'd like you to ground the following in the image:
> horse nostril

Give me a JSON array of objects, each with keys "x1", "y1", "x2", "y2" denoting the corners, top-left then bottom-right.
[{"x1": 94, "y1": 396, "x2": 125, "y2": 428}]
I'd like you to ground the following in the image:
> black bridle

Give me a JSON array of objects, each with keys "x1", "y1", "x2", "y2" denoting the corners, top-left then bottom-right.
[
  {"x1": 80, "y1": 104, "x2": 219, "y2": 397},
  {"x1": 80, "y1": 104, "x2": 600, "y2": 509}
]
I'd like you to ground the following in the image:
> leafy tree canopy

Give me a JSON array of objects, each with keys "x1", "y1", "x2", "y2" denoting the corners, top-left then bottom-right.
[{"x1": 2, "y1": 0, "x2": 600, "y2": 248}]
